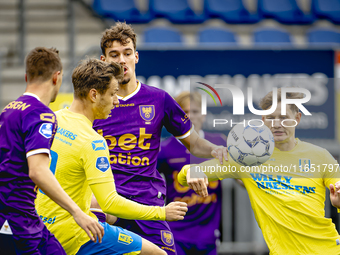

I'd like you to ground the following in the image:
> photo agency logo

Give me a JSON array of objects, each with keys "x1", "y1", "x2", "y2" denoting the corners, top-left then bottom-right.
[{"x1": 195, "y1": 82, "x2": 312, "y2": 128}]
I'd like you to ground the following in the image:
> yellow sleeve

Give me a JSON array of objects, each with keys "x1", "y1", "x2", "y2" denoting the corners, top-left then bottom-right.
[
  {"x1": 178, "y1": 156, "x2": 240, "y2": 186},
  {"x1": 90, "y1": 181, "x2": 166, "y2": 221},
  {"x1": 322, "y1": 149, "x2": 340, "y2": 189}
]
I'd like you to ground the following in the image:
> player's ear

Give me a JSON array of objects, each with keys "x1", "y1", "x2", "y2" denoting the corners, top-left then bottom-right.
[
  {"x1": 295, "y1": 111, "x2": 302, "y2": 125},
  {"x1": 100, "y1": 55, "x2": 106, "y2": 62},
  {"x1": 89, "y1": 89, "x2": 97, "y2": 103},
  {"x1": 52, "y1": 71, "x2": 59, "y2": 85},
  {"x1": 135, "y1": 51, "x2": 139, "y2": 64},
  {"x1": 25, "y1": 74, "x2": 27, "y2": 83}
]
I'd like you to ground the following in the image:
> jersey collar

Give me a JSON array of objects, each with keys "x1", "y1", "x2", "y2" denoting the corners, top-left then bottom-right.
[
  {"x1": 117, "y1": 81, "x2": 141, "y2": 101},
  {"x1": 23, "y1": 92, "x2": 41, "y2": 101}
]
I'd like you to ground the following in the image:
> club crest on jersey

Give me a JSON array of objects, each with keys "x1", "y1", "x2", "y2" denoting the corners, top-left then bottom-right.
[
  {"x1": 96, "y1": 157, "x2": 110, "y2": 172},
  {"x1": 139, "y1": 105, "x2": 155, "y2": 121},
  {"x1": 39, "y1": 123, "x2": 53, "y2": 139},
  {"x1": 161, "y1": 230, "x2": 174, "y2": 246},
  {"x1": 299, "y1": 158, "x2": 311, "y2": 172},
  {"x1": 118, "y1": 233, "x2": 133, "y2": 245},
  {"x1": 91, "y1": 140, "x2": 107, "y2": 151}
]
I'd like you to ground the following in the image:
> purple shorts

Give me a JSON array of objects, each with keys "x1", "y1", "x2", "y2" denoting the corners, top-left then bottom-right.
[
  {"x1": 0, "y1": 224, "x2": 65, "y2": 255},
  {"x1": 175, "y1": 240, "x2": 217, "y2": 255},
  {"x1": 116, "y1": 219, "x2": 177, "y2": 255}
]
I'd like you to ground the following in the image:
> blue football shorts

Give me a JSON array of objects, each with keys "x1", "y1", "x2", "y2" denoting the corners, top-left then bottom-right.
[{"x1": 77, "y1": 222, "x2": 142, "y2": 255}]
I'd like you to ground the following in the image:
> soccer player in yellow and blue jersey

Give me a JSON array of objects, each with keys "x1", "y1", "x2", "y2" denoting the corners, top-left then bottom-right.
[
  {"x1": 36, "y1": 59, "x2": 188, "y2": 255},
  {"x1": 178, "y1": 89, "x2": 340, "y2": 254}
]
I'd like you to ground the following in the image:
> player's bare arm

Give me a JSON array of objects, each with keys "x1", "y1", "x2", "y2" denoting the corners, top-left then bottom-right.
[
  {"x1": 28, "y1": 153, "x2": 104, "y2": 243},
  {"x1": 180, "y1": 129, "x2": 228, "y2": 164}
]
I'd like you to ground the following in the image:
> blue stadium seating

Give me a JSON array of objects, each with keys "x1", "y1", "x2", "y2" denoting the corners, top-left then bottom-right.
[
  {"x1": 307, "y1": 28, "x2": 340, "y2": 46},
  {"x1": 258, "y1": 0, "x2": 314, "y2": 24},
  {"x1": 253, "y1": 27, "x2": 292, "y2": 46},
  {"x1": 311, "y1": 0, "x2": 340, "y2": 24},
  {"x1": 143, "y1": 27, "x2": 183, "y2": 45},
  {"x1": 204, "y1": 0, "x2": 259, "y2": 24},
  {"x1": 149, "y1": 0, "x2": 205, "y2": 24},
  {"x1": 198, "y1": 27, "x2": 238, "y2": 46},
  {"x1": 92, "y1": 0, "x2": 152, "y2": 23}
]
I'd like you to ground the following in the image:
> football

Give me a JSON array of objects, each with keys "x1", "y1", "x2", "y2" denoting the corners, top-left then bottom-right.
[{"x1": 227, "y1": 123, "x2": 275, "y2": 166}]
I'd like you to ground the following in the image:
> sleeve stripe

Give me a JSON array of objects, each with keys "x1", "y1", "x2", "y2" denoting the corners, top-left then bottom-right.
[
  {"x1": 90, "y1": 208, "x2": 104, "y2": 213},
  {"x1": 175, "y1": 125, "x2": 194, "y2": 140},
  {"x1": 26, "y1": 149, "x2": 50, "y2": 158}
]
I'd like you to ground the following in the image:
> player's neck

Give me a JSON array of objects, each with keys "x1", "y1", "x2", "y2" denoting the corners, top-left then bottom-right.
[
  {"x1": 69, "y1": 99, "x2": 94, "y2": 123},
  {"x1": 25, "y1": 83, "x2": 53, "y2": 106},
  {"x1": 118, "y1": 76, "x2": 137, "y2": 97},
  {"x1": 275, "y1": 138, "x2": 297, "y2": 151}
]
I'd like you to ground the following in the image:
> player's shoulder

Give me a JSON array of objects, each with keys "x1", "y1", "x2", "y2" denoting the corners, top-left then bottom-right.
[
  {"x1": 299, "y1": 140, "x2": 331, "y2": 155},
  {"x1": 140, "y1": 82, "x2": 169, "y2": 97},
  {"x1": 22, "y1": 98, "x2": 55, "y2": 121}
]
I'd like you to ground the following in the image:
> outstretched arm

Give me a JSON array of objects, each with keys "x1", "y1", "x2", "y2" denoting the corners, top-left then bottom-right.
[
  {"x1": 180, "y1": 130, "x2": 227, "y2": 164},
  {"x1": 90, "y1": 181, "x2": 188, "y2": 221}
]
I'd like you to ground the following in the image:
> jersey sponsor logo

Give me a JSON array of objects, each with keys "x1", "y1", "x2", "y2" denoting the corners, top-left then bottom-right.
[
  {"x1": 299, "y1": 158, "x2": 311, "y2": 172},
  {"x1": 96, "y1": 157, "x2": 110, "y2": 172},
  {"x1": 91, "y1": 140, "x2": 107, "y2": 151},
  {"x1": 57, "y1": 127, "x2": 77, "y2": 140},
  {"x1": 0, "y1": 220, "x2": 13, "y2": 235},
  {"x1": 39, "y1": 123, "x2": 53, "y2": 139},
  {"x1": 336, "y1": 239, "x2": 340, "y2": 245},
  {"x1": 139, "y1": 105, "x2": 155, "y2": 121},
  {"x1": 250, "y1": 173, "x2": 316, "y2": 195},
  {"x1": 118, "y1": 233, "x2": 133, "y2": 245},
  {"x1": 116, "y1": 103, "x2": 135, "y2": 108},
  {"x1": 161, "y1": 230, "x2": 174, "y2": 246}
]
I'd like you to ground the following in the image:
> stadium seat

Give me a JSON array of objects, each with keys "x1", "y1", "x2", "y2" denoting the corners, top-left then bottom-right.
[
  {"x1": 143, "y1": 27, "x2": 183, "y2": 46},
  {"x1": 253, "y1": 27, "x2": 293, "y2": 46},
  {"x1": 149, "y1": 0, "x2": 205, "y2": 24},
  {"x1": 92, "y1": 0, "x2": 152, "y2": 23},
  {"x1": 204, "y1": 0, "x2": 260, "y2": 24},
  {"x1": 198, "y1": 27, "x2": 238, "y2": 46},
  {"x1": 258, "y1": 0, "x2": 314, "y2": 24},
  {"x1": 307, "y1": 28, "x2": 340, "y2": 46},
  {"x1": 311, "y1": 0, "x2": 340, "y2": 24}
]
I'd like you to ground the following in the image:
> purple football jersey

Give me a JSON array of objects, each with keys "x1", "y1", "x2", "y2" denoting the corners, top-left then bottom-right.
[
  {"x1": 0, "y1": 93, "x2": 57, "y2": 235},
  {"x1": 93, "y1": 82, "x2": 191, "y2": 206},
  {"x1": 158, "y1": 132, "x2": 226, "y2": 245}
]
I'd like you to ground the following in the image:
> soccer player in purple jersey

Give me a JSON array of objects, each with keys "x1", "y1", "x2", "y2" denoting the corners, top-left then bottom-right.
[
  {"x1": 93, "y1": 22, "x2": 227, "y2": 254},
  {"x1": 158, "y1": 92, "x2": 226, "y2": 255},
  {"x1": 0, "y1": 47, "x2": 104, "y2": 254}
]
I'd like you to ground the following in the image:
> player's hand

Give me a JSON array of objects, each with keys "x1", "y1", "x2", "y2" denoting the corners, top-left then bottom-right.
[
  {"x1": 165, "y1": 202, "x2": 188, "y2": 221},
  {"x1": 330, "y1": 181, "x2": 340, "y2": 208},
  {"x1": 211, "y1": 145, "x2": 228, "y2": 165},
  {"x1": 73, "y1": 209, "x2": 104, "y2": 243},
  {"x1": 186, "y1": 167, "x2": 209, "y2": 197}
]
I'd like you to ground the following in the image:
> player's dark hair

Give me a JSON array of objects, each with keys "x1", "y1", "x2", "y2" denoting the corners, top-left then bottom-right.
[
  {"x1": 101, "y1": 22, "x2": 137, "y2": 55},
  {"x1": 175, "y1": 91, "x2": 201, "y2": 109},
  {"x1": 72, "y1": 58, "x2": 124, "y2": 99},
  {"x1": 259, "y1": 88, "x2": 304, "y2": 113},
  {"x1": 25, "y1": 47, "x2": 62, "y2": 83}
]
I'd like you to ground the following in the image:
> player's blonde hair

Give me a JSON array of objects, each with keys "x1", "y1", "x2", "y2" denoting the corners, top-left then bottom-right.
[
  {"x1": 259, "y1": 88, "x2": 304, "y2": 113},
  {"x1": 175, "y1": 91, "x2": 201, "y2": 109},
  {"x1": 25, "y1": 47, "x2": 62, "y2": 82},
  {"x1": 101, "y1": 22, "x2": 137, "y2": 55},
  {"x1": 72, "y1": 58, "x2": 124, "y2": 99}
]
